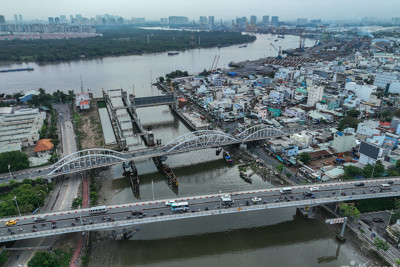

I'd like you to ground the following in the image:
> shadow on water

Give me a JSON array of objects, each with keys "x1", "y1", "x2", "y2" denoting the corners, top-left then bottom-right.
[{"x1": 112, "y1": 216, "x2": 336, "y2": 266}]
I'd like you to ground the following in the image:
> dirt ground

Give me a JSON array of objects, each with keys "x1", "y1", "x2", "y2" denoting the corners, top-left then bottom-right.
[{"x1": 74, "y1": 100, "x2": 118, "y2": 150}]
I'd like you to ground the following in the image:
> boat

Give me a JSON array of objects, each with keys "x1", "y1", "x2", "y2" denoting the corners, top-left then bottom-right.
[
  {"x1": 238, "y1": 45, "x2": 247, "y2": 48},
  {"x1": 168, "y1": 51, "x2": 179, "y2": 56},
  {"x1": 0, "y1": 67, "x2": 34, "y2": 73},
  {"x1": 223, "y1": 151, "x2": 233, "y2": 165},
  {"x1": 216, "y1": 147, "x2": 222, "y2": 156},
  {"x1": 217, "y1": 44, "x2": 230, "y2": 48},
  {"x1": 274, "y1": 39, "x2": 278, "y2": 42}
]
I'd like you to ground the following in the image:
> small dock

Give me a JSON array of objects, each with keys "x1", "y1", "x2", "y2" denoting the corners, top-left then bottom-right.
[
  {"x1": 153, "y1": 156, "x2": 178, "y2": 188},
  {"x1": 122, "y1": 161, "x2": 140, "y2": 193}
]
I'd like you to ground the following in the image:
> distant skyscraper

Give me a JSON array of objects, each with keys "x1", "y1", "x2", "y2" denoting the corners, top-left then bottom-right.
[
  {"x1": 14, "y1": 14, "x2": 18, "y2": 23},
  {"x1": 310, "y1": 19, "x2": 322, "y2": 25},
  {"x1": 208, "y1": 16, "x2": 214, "y2": 25},
  {"x1": 0, "y1": 15, "x2": 5, "y2": 24},
  {"x1": 54, "y1": 17, "x2": 60, "y2": 24},
  {"x1": 18, "y1": 14, "x2": 23, "y2": 23},
  {"x1": 168, "y1": 16, "x2": 189, "y2": 25},
  {"x1": 250, "y1": 15, "x2": 257, "y2": 25},
  {"x1": 392, "y1": 17, "x2": 400, "y2": 25},
  {"x1": 48, "y1": 17, "x2": 54, "y2": 24},
  {"x1": 60, "y1": 15, "x2": 67, "y2": 23},
  {"x1": 296, "y1": 18, "x2": 307, "y2": 25},
  {"x1": 199, "y1": 16, "x2": 207, "y2": 25},
  {"x1": 70, "y1": 15, "x2": 74, "y2": 22},
  {"x1": 271, "y1": 16, "x2": 279, "y2": 25},
  {"x1": 262, "y1": 15, "x2": 269, "y2": 25}
]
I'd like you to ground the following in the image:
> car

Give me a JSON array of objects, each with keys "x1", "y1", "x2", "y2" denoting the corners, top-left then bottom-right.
[
  {"x1": 165, "y1": 200, "x2": 176, "y2": 206},
  {"x1": 386, "y1": 181, "x2": 394, "y2": 185},
  {"x1": 310, "y1": 187, "x2": 319, "y2": 192},
  {"x1": 303, "y1": 192, "x2": 314, "y2": 198},
  {"x1": 355, "y1": 182, "x2": 365, "y2": 187},
  {"x1": 372, "y1": 218, "x2": 384, "y2": 223},
  {"x1": 34, "y1": 216, "x2": 46, "y2": 222},
  {"x1": 132, "y1": 210, "x2": 144, "y2": 215},
  {"x1": 251, "y1": 197, "x2": 262, "y2": 204},
  {"x1": 6, "y1": 220, "x2": 17, "y2": 226}
]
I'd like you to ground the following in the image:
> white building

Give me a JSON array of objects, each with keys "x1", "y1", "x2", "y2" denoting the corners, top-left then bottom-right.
[
  {"x1": 356, "y1": 120, "x2": 380, "y2": 137},
  {"x1": 75, "y1": 93, "x2": 90, "y2": 110},
  {"x1": 389, "y1": 81, "x2": 400, "y2": 94},
  {"x1": 374, "y1": 72, "x2": 399, "y2": 89},
  {"x1": 358, "y1": 141, "x2": 384, "y2": 165},
  {"x1": 331, "y1": 132, "x2": 357, "y2": 153},
  {"x1": 345, "y1": 82, "x2": 377, "y2": 102},
  {"x1": 307, "y1": 86, "x2": 324, "y2": 107}
]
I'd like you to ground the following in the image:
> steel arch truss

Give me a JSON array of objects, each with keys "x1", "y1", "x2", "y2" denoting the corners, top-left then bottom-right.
[
  {"x1": 164, "y1": 131, "x2": 238, "y2": 153},
  {"x1": 237, "y1": 124, "x2": 285, "y2": 141},
  {"x1": 48, "y1": 149, "x2": 126, "y2": 175}
]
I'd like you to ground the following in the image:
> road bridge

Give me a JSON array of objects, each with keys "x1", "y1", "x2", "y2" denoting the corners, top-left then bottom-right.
[{"x1": 0, "y1": 178, "x2": 398, "y2": 243}]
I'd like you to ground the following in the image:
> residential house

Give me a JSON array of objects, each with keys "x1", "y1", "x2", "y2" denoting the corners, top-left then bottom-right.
[
  {"x1": 75, "y1": 93, "x2": 90, "y2": 110},
  {"x1": 331, "y1": 132, "x2": 357, "y2": 153},
  {"x1": 34, "y1": 139, "x2": 54, "y2": 158}
]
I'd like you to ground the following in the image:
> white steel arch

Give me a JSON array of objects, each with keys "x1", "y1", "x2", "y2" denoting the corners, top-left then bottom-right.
[
  {"x1": 51, "y1": 148, "x2": 125, "y2": 169},
  {"x1": 48, "y1": 154, "x2": 127, "y2": 175},
  {"x1": 237, "y1": 124, "x2": 284, "y2": 140},
  {"x1": 165, "y1": 133, "x2": 239, "y2": 153},
  {"x1": 164, "y1": 130, "x2": 233, "y2": 147}
]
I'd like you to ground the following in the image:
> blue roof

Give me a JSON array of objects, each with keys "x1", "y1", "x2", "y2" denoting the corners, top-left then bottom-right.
[
  {"x1": 336, "y1": 132, "x2": 343, "y2": 136},
  {"x1": 228, "y1": 72, "x2": 238, "y2": 76}
]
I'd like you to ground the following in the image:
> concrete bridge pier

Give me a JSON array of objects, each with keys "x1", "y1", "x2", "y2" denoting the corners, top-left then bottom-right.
[{"x1": 296, "y1": 206, "x2": 316, "y2": 219}]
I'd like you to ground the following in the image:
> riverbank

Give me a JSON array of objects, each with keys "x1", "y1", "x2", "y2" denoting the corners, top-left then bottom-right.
[{"x1": 0, "y1": 28, "x2": 256, "y2": 63}]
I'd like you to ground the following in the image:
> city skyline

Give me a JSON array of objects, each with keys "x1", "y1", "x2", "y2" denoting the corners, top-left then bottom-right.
[{"x1": 2, "y1": 0, "x2": 400, "y2": 22}]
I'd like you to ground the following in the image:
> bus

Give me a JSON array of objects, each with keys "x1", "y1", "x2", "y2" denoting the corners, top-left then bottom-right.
[
  {"x1": 90, "y1": 206, "x2": 107, "y2": 214},
  {"x1": 171, "y1": 202, "x2": 189, "y2": 212},
  {"x1": 279, "y1": 187, "x2": 293, "y2": 194},
  {"x1": 221, "y1": 195, "x2": 234, "y2": 206}
]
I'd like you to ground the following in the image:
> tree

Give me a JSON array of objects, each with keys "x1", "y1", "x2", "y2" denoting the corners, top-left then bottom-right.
[
  {"x1": 276, "y1": 164, "x2": 285, "y2": 172},
  {"x1": 297, "y1": 152, "x2": 311, "y2": 165},
  {"x1": 28, "y1": 251, "x2": 59, "y2": 267},
  {"x1": 0, "y1": 151, "x2": 30, "y2": 173},
  {"x1": 344, "y1": 165, "x2": 363, "y2": 178},
  {"x1": 338, "y1": 203, "x2": 360, "y2": 221},
  {"x1": 158, "y1": 76, "x2": 164, "y2": 83},
  {"x1": 374, "y1": 237, "x2": 389, "y2": 251},
  {"x1": 347, "y1": 109, "x2": 360, "y2": 118},
  {"x1": 338, "y1": 116, "x2": 360, "y2": 131},
  {"x1": 363, "y1": 161, "x2": 385, "y2": 178}
]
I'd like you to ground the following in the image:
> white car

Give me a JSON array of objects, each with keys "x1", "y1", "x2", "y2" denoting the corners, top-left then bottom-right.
[
  {"x1": 310, "y1": 187, "x2": 319, "y2": 192},
  {"x1": 251, "y1": 197, "x2": 262, "y2": 203},
  {"x1": 165, "y1": 200, "x2": 176, "y2": 206}
]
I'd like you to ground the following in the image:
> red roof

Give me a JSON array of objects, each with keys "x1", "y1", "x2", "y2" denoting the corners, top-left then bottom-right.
[
  {"x1": 379, "y1": 121, "x2": 391, "y2": 127},
  {"x1": 34, "y1": 139, "x2": 54, "y2": 152},
  {"x1": 80, "y1": 100, "x2": 89, "y2": 105}
]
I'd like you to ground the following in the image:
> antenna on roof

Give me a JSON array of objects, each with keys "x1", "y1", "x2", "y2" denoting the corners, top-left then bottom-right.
[{"x1": 80, "y1": 76, "x2": 84, "y2": 93}]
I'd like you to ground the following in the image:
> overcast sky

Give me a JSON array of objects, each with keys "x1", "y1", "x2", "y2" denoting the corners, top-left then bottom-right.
[{"x1": 3, "y1": 0, "x2": 400, "y2": 21}]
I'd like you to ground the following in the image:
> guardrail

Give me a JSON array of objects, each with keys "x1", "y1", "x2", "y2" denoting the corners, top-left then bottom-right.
[{"x1": 1, "y1": 191, "x2": 400, "y2": 243}]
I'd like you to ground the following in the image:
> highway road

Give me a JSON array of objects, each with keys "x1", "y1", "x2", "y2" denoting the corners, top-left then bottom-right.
[{"x1": 0, "y1": 178, "x2": 399, "y2": 243}]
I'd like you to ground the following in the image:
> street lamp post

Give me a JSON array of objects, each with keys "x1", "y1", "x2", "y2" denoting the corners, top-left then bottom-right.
[
  {"x1": 13, "y1": 196, "x2": 21, "y2": 217},
  {"x1": 36, "y1": 193, "x2": 42, "y2": 213},
  {"x1": 8, "y1": 165, "x2": 12, "y2": 179},
  {"x1": 370, "y1": 161, "x2": 377, "y2": 179},
  {"x1": 151, "y1": 180, "x2": 155, "y2": 201}
]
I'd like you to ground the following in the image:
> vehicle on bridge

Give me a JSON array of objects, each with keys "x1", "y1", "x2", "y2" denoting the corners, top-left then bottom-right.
[
  {"x1": 303, "y1": 192, "x2": 315, "y2": 199},
  {"x1": 280, "y1": 187, "x2": 293, "y2": 194},
  {"x1": 310, "y1": 187, "x2": 319, "y2": 192},
  {"x1": 251, "y1": 197, "x2": 262, "y2": 204},
  {"x1": 171, "y1": 202, "x2": 189, "y2": 212},
  {"x1": 5, "y1": 220, "x2": 17, "y2": 226},
  {"x1": 355, "y1": 182, "x2": 365, "y2": 186},
  {"x1": 34, "y1": 216, "x2": 46, "y2": 222},
  {"x1": 380, "y1": 184, "x2": 391, "y2": 190},
  {"x1": 221, "y1": 195, "x2": 234, "y2": 206},
  {"x1": 90, "y1": 206, "x2": 107, "y2": 214},
  {"x1": 132, "y1": 210, "x2": 144, "y2": 215},
  {"x1": 165, "y1": 200, "x2": 176, "y2": 206}
]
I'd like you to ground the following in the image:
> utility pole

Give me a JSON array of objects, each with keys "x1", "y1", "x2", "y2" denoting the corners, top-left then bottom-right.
[
  {"x1": 13, "y1": 196, "x2": 21, "y2": 217},
  {"x1": 8, "y1": 165, "x2": 12, "y2": 179},
  {"x1": 151, "y1": 180, "x2": 155, "y2": 201}
]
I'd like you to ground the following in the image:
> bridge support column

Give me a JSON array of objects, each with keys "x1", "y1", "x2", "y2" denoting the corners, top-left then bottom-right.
[{"x1": 296, "y1": 206, "x2": 313, "y2": 219}]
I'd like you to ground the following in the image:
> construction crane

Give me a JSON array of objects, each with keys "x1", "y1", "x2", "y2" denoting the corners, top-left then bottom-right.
[
  {"x1": 214, "y1": 55, "x2": 220, "y2": 71},
  {"x1": 210, "y1": 55, "x2": 217, "y2": 71},
  {"x1": 270, "y1": 43, "x2": 282, "y2": 59},
  {"x1": 210, "y1": 55, "x2": 220, "y2": 71}
]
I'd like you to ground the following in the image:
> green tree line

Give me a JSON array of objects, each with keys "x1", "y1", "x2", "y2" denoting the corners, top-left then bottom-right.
[{"x1": 0, "y1": 27, "x2": 256, "y2": 62}]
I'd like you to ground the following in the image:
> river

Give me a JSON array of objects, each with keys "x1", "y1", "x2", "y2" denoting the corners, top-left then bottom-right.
[{"x1": 0, "y1": 34, "x2": 374, "y2": 266}]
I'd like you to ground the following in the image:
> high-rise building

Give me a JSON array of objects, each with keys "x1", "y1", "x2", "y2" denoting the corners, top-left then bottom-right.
[
  {"x1": 199, "y1": 16, "x2": 207, "y2": 25},
  {"x1": 262, "y1": 15, "x2": 269, "y2": 25},
  {"x1": 392, "y1": 17, "x2": 400, "y2": 25},
  {"x1": 250, "y1": 15, "x2": 257, "y2": 25},
  {"x1": 18, "y1": 14, "x2": 23, "y2": 23},
  {"x1": 168, "y1": 16, "x2": 189, "y2": 25},
  {"x1": 310, "y1": 19, "x2": 322, "y2": 25},
  {"x1": 236, "y1": 17, "x2": 247, "y2": 26},
  {"x1": 271, "y1": 16, "x2": 279, "y2": 25},
  {"x1": 296, "y1": 18, "x2": 307, "y2": 25},
  {"x1": 60, "y1": 15, "x2": 67, "y2": 23},
  {"x1": 54, "y1": 17, "x2": 60, "y2": 24},
  {"x1": 48, "y1": 17, "x2": 54, "y2": 24},
  {"x1": 14, "y1": 14, "x2": 18, "y2": 23},
  {"x1": 208, "y1": 16, "x2": 214, "y2": 25},
  {"x1": 307, "y1": 86, "x2": 324, "y2": 106},
  {"x1": 0, "y1": 15, "x2": 5, "y2": 24}
]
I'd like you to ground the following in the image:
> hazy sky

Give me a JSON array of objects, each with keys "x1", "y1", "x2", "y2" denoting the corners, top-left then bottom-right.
[{"x1": 3, "y1": 0, "x2": 400, "y2": 21}]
